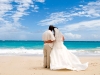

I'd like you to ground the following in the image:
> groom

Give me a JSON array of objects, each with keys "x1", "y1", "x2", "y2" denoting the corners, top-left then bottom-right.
[{"x1": 42, "y1": 25, "x2": 55, "y2": 68}]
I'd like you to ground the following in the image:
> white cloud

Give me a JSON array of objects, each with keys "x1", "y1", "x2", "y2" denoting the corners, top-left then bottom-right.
[
  {"x1": 39, "y1": 0, "x2": 100, "y2": 26},
  {"x1": 59, "y1": 19, "x2": 100, "y2": 41},
  {"x1": 35, "y1": 0, "x2": 45, "y2": 3},
  {"x1": 0, "y1": 0, "x2": 44, "y2": 22},
  {"x1": 12, "y1": 0, "x2": 33, "y2": 22},
  {"x1": 64, "y1": 33, "x2": 81, "y2": 39},
  {"x1": 0, "y1": 0, "x2": 13, "y2": 17},
  {"x1": 92, "y1": 34, "x2": 100, "y2": 38},
  {"x1": 64, "y1": 19, "x2": 100, "y2": 31},
  {"x1": 32, "y1": 5, "x2": 39, "y2": 12},
  {"x1": 38, "y1": 12, "x2": 72, "y2": 26},
  {"x1": 0, "y1": 31, "x2": 34, "y2": 40},
  {"x1": 0, "y1": 19, "x2": 36, "y2": 40},
  {"x1": 0, "y1": 0, "x2": 45, "y2": 22},
  {"x1": 76, "y1": 0, "x2": 100, "y2": 17},
  {"x1": 0, "y1": 0, "x2": 45, "y2": 40}
]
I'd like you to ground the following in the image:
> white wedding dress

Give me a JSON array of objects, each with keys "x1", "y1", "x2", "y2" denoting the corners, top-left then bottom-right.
[{"x1": 50, "y1": 28, "x2": 88, "y2": 71}]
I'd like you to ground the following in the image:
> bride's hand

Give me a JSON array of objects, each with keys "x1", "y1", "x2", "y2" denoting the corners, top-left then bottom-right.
[{"x1": 62, "y1": 36, "x2": 65, "y2": 41}]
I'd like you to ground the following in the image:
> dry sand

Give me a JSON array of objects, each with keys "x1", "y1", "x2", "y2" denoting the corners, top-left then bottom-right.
[{"x1": 0, "y1": 56, "x2": 100, "y2": 75}]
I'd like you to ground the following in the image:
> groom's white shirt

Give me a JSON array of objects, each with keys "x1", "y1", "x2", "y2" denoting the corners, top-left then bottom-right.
[{"x1": 42, "y1": 30, "x2": 55, "y2": 48}]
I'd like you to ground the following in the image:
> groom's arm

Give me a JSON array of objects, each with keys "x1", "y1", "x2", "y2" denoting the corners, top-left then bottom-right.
[{"x1": 44, "y1": 40, "x2": 54, "y2": 43}]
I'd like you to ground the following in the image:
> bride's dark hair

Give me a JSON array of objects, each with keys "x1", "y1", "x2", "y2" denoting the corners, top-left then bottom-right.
[{"x1": 53, "y1": 27, "x2": 58, "y2": 36}]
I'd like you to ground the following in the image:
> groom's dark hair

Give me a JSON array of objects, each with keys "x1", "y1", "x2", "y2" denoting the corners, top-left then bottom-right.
[{"x1": 49, "y1": 25, "x2": 54, "y2": 31}]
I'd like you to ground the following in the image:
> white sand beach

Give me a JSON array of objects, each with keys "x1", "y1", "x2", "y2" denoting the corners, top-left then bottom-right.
[{"x1": 0, "y1": 56, "x2": 100, "y2": 75}]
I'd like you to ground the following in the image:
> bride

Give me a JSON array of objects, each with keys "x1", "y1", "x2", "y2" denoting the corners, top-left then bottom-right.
[{"x1": 50, "y1": 27, "x2": 88, "y2": 71}]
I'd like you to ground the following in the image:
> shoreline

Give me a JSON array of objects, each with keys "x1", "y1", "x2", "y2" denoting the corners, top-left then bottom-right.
[
  {"x1": 0, "y1": 54, "x2": 100, "y2": 57},
  {"x1": 0, "y1": 56, "x2": 100, "y2": 75}
]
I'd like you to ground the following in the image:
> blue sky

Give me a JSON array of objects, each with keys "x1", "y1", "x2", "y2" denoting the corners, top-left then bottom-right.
[{"x1": 0, "y1": 0, "x2": 100, "y2": 41}]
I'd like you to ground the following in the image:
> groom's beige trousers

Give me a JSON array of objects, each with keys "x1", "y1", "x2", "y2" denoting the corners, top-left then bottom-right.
[{"x1": 43, "y1": 44, "x2": 52, "y2": 68}]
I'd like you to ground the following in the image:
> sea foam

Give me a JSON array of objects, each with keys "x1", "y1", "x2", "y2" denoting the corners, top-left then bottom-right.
[{"x1": 0, "y1": 48, "x2": 100, "y2": 56}]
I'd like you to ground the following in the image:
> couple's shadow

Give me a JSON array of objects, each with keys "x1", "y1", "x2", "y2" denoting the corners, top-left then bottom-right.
[{"x1": 30, "y1": 66, "x2": 72, "y2": 71}]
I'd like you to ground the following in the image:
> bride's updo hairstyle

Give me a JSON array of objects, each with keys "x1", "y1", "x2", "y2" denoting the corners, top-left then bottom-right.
[
  {"x1": 53, "y1": 27, "x2": 58, "y2": 36},
  {"x1": 49, "y1": 25, "x2": 54, "y2": 31}
]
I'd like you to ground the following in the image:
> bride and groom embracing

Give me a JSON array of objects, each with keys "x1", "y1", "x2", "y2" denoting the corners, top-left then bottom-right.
[{"x1": 42, "y1": 25, "x2": 88, "y2": 71}]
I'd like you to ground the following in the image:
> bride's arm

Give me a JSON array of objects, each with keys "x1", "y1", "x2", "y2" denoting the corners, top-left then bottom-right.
[{"x1": 62, "y1": 36, "x2": 65, "y2": 41}]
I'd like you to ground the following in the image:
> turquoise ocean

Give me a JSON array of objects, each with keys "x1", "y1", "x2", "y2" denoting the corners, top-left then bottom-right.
[{"x1": 0, "y1": 40, "x2": 100, "y2": 56}]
